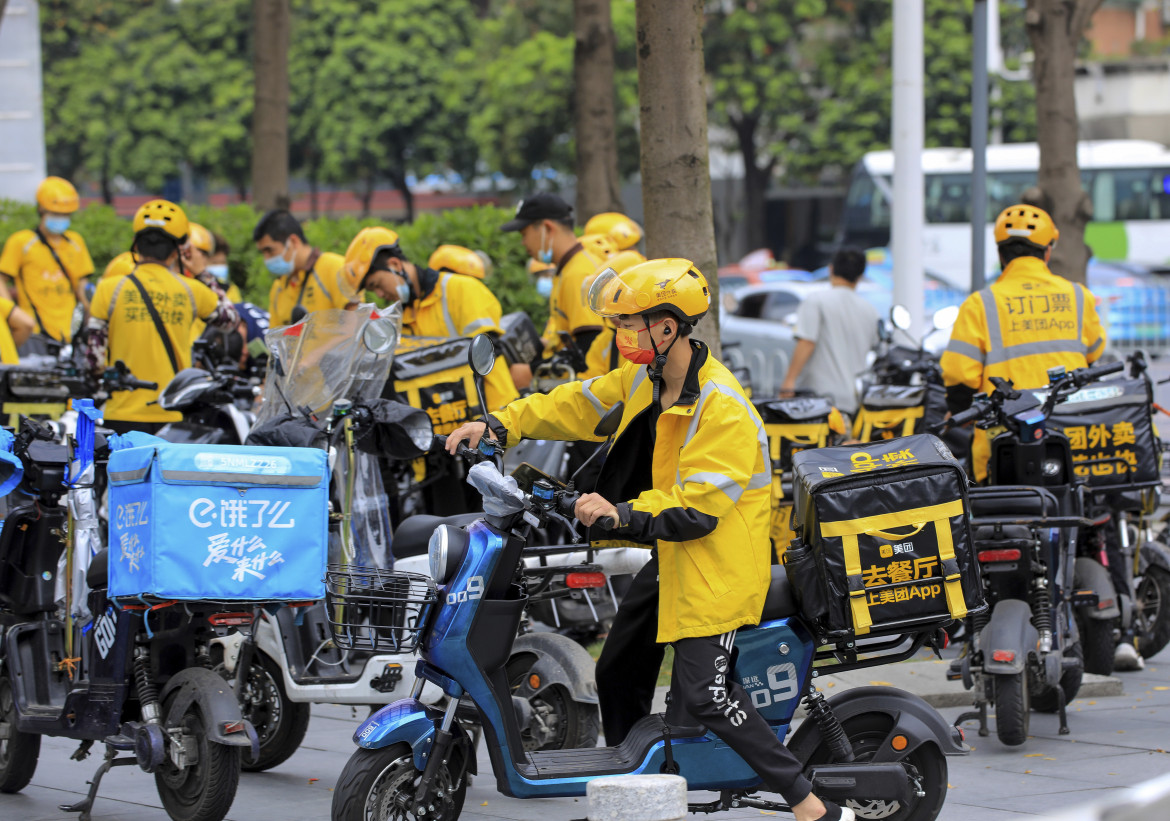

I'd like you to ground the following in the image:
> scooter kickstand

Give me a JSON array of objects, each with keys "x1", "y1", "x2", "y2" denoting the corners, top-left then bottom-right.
[
  {"x1": 1055, "y1": 682, "x2": 1070, "y2": 735},
  {"x1": 58, "y1": 744, "x2": 136, "y2": 820}
]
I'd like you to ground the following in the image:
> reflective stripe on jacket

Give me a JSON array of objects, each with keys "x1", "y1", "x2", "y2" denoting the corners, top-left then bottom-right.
[
  {"x1": 941, "y1": 256, "x2": 1105, "y2": 480},
  {"x1": 490, "y1": 341, "x2": 771, "y2": 643}
]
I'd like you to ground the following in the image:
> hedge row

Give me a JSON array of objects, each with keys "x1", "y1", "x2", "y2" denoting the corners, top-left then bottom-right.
[{"x1": 0, "y1": 200, "x2": 548, "y2": 326}]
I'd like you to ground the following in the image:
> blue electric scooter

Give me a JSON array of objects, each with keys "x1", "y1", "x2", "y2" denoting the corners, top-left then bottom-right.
[{"x1": 328, "y1": 338, "x2": 967, "y2": 821}]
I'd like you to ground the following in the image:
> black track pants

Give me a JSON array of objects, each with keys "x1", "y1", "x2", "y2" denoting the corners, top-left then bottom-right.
[
  {"x1": 668, "y1": 631, "x2": 813, "y2": 806},
  {"x1": 596, "y1": 555, "x2": 665, "y2": 745}
]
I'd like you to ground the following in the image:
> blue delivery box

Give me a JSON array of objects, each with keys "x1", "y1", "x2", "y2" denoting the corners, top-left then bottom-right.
[{"x1": 107, "y1": 443, "x2": 329, "y2": 601}]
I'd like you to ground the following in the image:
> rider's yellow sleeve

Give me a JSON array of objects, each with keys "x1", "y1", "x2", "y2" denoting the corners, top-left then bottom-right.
[
  {"x1": 941, "y1": 290, "x2": 989, "y2": 392},
  {"x1": 489, "y1": 364, "x2": 627, "y2": 445}
]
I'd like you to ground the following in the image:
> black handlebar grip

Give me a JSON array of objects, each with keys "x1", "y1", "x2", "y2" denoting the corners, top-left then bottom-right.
[
  {"x1": 948, "y1": 405, "x2": 983, "y2": 428},
  {"x1": 1092, "y1": 360, "x2": 1124, "y2": 377},
  {"x1": 594, "y1": 515, "x2": 616, "y2": 531}
]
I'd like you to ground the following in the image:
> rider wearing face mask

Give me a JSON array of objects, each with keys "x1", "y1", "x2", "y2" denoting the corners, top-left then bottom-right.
[
  {"x1": 445, "y1": 259, "x2": 852, "y2": 821},
  {"x1": 0, "y1": 176, "x2": 94, "y2": 348},
  {"x1": 342, "y1": 226, "x2": 519, "y2": 412},
  {"x1": 253, "y1": 209, "x2": 354, "y2": 326},
  {"x1": 501, "y1": 193, "x2": 604, "y2": 364}
]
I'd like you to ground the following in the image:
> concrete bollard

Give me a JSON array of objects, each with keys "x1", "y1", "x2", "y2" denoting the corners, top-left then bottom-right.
[{"x1": 586, "y1": 774, "x2": 688, "y2": 821}]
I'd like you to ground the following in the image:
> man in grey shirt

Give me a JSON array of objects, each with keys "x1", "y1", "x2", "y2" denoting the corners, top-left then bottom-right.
[{"x1": 779, "y1": 248, "x2": 878, "y2": 415}]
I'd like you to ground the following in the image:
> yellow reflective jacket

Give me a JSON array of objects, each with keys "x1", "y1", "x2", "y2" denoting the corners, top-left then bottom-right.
[
  {"x1": 941, "y1": 256, "x2": 1105, "y2": 480},
  {"x1": 403, "y1": 271, "x2": 518, "y2": 412},
  {"x1": 490, "y1": 342, "x2": 771, "y2": 643}
]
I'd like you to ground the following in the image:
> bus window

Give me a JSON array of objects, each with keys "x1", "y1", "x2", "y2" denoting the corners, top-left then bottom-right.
[
  {"x1": 925, "y1": 174, "x2": 971, "y2": 223},
  {"x1": 987, "y1": 171, "x2": 1036, "y2": 217},
  {"x1": 1094, "y1": 167, "x2": 1170, "y2": 220},
  {"x1": 843, "y1": 168, "x2": 890, "y2": 231}
]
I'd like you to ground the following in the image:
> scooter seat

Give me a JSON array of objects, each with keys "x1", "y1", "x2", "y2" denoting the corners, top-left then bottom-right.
[
  {"x1": 87, "y1": 548, "x2": 109, "y2": 591},
  {"x1": 761, "y1": 565, "x2": 798, "y2": 621},
  {"x1": 392, "y1": 513, "x2": 483, "y2": 560},
  {"x1": 973, "y1": 525, "x2": 1033, "y2": 544}
]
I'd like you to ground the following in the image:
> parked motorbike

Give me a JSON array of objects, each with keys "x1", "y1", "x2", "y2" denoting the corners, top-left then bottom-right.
[
  {"x1": 328, "y1": 336, "x2": 967, "y2": 821},
  {"x1": 1049, "y1": 351, "x2": 1170, "y2": 674},
  {"x1": 155, "y1": 341, "x2": 259, "y2": 445},
  {"x1": 0, "y1": 413, "x2": 260, "y2": 821},
  {"x1": 940, "y1": 361, "x2": 1126, "y2": 746},
  {"x1": 854, "y1": 306, "x2": 967, "y2": 460}
]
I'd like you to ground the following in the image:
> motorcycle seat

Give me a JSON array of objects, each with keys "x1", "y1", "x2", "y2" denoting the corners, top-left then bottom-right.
[
  {"x1": 87, "y1": 547, "x2": 109, "y2": 591},
  {"x1": 761, "y1": 565, "x2": 798, "y2": 621},
  {"x1": 392, "y1": 513, "x2": 483, "y2": 560}
]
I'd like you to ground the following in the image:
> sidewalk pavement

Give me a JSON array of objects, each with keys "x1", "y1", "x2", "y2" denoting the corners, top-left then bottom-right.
[{"x1": 7, "y1": 648, "x2": 1164, "y2": 821}]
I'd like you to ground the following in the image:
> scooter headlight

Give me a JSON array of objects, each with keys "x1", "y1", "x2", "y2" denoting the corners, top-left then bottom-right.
[
  {"x1": 1041, "y1": 458, "x2": 1062, "y2": 479},
  {"x1": 428, "y1": 524, "x2": 469, "y2": 586}
]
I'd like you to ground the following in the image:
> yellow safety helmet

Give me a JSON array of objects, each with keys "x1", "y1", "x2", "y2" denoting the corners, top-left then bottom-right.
[
  {"x1": 36, "y1": 176, "x2": 80, "y2": 214},
  {"x1": 580, "y1": 232, "x2": 618, "y2": 259},
  {"x1": 428, "y1": 244, "x2": 492, "y2": 280},
  {"x1": 188, "y1": 223, "x2": 215, "y2": 255},
  {"x1": 102, "y1": 251, "x2": 136, "y2": 281},
  {"x1": 587, "y1": 257, "x2": 710, "y2": 324},
  {"x1": 132, "y1": 199, "x2": 189, "y2": 242},
  {"x1": 606, "y1": 249, "x2": 648, "y2": 275},
  {"x1": 343, "y1": 226, "x2": 401, "y2": 295},
  {"x1": 583, "y1": 212, "x2": 643, "y2": 250},
  {"x1": 994, "y1": 203, "x2": 1059, "y2": 249}
]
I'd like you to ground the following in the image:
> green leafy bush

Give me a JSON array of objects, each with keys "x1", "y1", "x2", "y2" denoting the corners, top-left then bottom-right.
[{"x1": 0, "y1": 199, "x2": 546, "y2": 326}]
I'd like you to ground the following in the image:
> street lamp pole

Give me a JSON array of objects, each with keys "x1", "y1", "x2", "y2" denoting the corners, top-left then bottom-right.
[{"x1": 892, "y1": 0, "x2": 925, "y2": 332}]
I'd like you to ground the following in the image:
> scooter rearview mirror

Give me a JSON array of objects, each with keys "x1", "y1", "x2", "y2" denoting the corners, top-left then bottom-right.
[
  {"x1": 468, "y1": 333, "x2": 497, "y2": 376},
  {"x1": 932, "y1": 305, "x2": 959, "y2": 333},
  {"x1": 361, "y1": 317, "x2": 398, "y2": 355},
  {"x1": 570, "y1": 401, "x2": 625, "y2": 487},
  {"x1": 890, "y1": 304, "x2": 912, "y2": 331},
  {"x1": 592, "y1": 402, "x2": 624, "y2": 438}
]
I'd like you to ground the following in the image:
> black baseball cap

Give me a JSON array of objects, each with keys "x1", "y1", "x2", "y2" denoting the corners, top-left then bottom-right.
[{"x1": 500, "y1": 193, "x2": 574, "y2": 232}]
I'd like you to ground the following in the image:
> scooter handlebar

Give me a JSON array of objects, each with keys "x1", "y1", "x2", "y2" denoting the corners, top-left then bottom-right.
[{"x1": 1076, "y1": 359, "x2": 1123, "y2": 386}]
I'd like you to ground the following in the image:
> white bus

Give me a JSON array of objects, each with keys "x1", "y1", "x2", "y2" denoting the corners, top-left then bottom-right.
[{"x1": 839, "y1": 140, "x2": 1170, "y2": 289}]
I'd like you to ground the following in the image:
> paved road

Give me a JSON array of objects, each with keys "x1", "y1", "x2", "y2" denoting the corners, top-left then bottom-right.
[{"x1": 7, "y1": 646, "x2": 1170, "y2": 821}]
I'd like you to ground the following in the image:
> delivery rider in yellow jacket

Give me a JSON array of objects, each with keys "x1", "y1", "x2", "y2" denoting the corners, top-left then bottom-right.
[
  {"x1": 942, "y1": 203, "x2": 1105, "y2": 482},
  {"x1": 342, "y1": 226, "x2": 519, "y2": 413},
  {"x1": 445, "y1": 259, "x2": 850, "y2": 821}
]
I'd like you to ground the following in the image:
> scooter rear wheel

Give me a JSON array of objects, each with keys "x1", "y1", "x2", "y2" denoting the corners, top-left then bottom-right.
[
  {"x1": 993, "y1": 672, "x2": 1030, "y2": 747},
  {"x1": 331, "y1": 742, "x2": 467, "y2": 821},
  {"x1": 804, "y1": 714, "x2": 947, "y2": 821},
  {"x1": 0, "y1": 670, "x2": 40, "y2": 793},
  {"x1": 155, "y1": 698, "x2": 241, "y2": 821},
  {"x1": 1075, "y1": 611, "x2": 1117, "y2": 676}
]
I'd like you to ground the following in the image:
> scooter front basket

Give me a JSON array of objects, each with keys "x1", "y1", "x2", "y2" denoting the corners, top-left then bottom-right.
[{"x1": 324, "y1": 565, "x2": 437, "y2": 653}]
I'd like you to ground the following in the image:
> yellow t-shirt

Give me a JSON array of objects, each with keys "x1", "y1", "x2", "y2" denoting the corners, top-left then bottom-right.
[
  {"x1": 0, "y1": 298, "x2": 20, "y2": 365},
  {"x1": 541, "y1": 244, "x2": 604, "y2": 350},
  {"x1": 91, "y1": 263, "x2": 219, "y2": 423},
  {"x1": 267, "y1": 251, "x2": 350, "y2": 326},
  {"x1": 101, "y1": 251, "x2": 136, "y2": 281},
  {"x1": 0, "y1": 228, "x2": 94, "y2": 342}
]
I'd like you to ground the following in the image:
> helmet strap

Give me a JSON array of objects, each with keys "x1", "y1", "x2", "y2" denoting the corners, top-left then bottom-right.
[{"x1": 645, "y1": 314, "x2": 681, "y2": 404}]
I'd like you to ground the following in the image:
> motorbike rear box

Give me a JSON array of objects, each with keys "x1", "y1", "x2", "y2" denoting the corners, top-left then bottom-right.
[
  {"x1": 789, "y1": 434, "x2": 984, "y2": 639},
  {"x1": 853, "y1": 383, "x2": 948, "y2": 442},
  {"x1": 107, "y1": 443, "x2": 329, "y2": 600},
  {"x1": 1045, "y1": 377, "x2": 1159, "y2": 499},
  {"x1": 388, "y1": 336, "x2": 482, "y2": 436}
]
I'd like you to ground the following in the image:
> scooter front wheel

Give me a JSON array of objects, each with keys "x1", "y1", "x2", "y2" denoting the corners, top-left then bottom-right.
[
  {"x1": 332, "y1": 743, "x2": 467, "y2": 821},
  {"x1": 0, "y1": 669, "x2": 40, "y2": 793},
  {"x1": 155, "y1": 698, "x2": 241, "y2": 821},
  {"x1": 1136, "y1": 564, "x2": 1170, "y2": 659}
]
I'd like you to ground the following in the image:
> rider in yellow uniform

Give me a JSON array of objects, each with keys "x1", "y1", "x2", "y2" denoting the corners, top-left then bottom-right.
[
  {"x1": 941, "y1": 203, "x2": 1106, "y2": 483},
  {"x1": 445, "y1": 259, "x2": 851, "y2": 821},
  {"x1": 253, "y1": 209, "x2": 353, "y2": 326},
  {"x1": 500, "y1": 194, "x2": 603, "y2": 361},
  {"x1": 343, "y1": 227, "x2": 518, "y2": 411},
  {"x1": 87, "y1": 201, "x2": 238, "y2": 434},
  {"x1": 0, "y1": 176, "x2": 94, "y2": 344},
  {"x1": 0, "y1": 298, "x2": 36, "y2": 364},
  {"x1": 428, "y1": 245, "x2": 493, "y2": 280}
]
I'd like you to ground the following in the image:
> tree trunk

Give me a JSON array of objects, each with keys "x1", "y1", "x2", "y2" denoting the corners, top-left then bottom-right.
[
  {"x1": 251, "y1": 0, "x2": 290, "y2": 211},
  {"x1": 733, "y1": 114, "x2": 770, "y2": 253},
  {"x1": 1025, "y1": 0, "x2": 1102, "y2": 285},
  {"x1": 309, "y1": 172, "x2": 319, "y2": 220},
  {"x1": 359, "y1": 174, "x2": 375, "y2": 218},
  {"x1": 635, "y1": 0, "x2": 721, "y2": 357},
  {"x1": 387, "y1": 165, "x2": 415, "y2": 224},
  {"x1": 573, "y1": 0, "x2": 624, "y2": 221}
]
